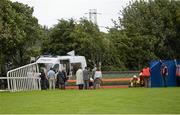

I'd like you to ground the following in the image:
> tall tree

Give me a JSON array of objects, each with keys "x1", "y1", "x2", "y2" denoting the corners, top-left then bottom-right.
[
  {"x1": 42, "y1": 19, "x2": 76, "y2": 55},
  {"x1": 0, "y1": 0, "x2": 43, "y2": 75},
  {"x1": 43, "y1": 18, "x2": 106, "y2": 68},
  {"x1": 120, "y1": 0, "x2": 180, "y2": 59},
  {"x1": 11, "y1": 2, "x2": 42, "y2": 65},
  {"x1": 71, "y1": 19, "x2": 105, "y2": 68}
]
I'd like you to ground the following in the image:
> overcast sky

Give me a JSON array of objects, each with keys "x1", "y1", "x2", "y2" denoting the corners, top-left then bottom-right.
[{"x1": 10, "y1": 0, "x2": 132, "y2": 32}]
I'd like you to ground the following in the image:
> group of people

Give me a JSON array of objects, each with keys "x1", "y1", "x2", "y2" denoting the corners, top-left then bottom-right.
[
  {"x1": 130, "y1": 59, "x2": 180, "y2": 87},
  {"x1": 130, "y1": 67, "x2": 150, "y2": 87},
  {"x1": 39, "y1": 66, "x2": 103, "y2": 90},
  {"x1": 39, "y1": 67, "x2": 68, "y2": 90},
  {"x1": 130, "y1": 63, "x2": 167, "y2": 87},
  {"x1": 76, "y1": 66, "x2": 102, "y2": 90}
]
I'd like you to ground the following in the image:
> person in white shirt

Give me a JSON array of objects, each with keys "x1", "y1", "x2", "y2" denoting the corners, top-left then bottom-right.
[
  {"x1": 76, "y1": 67, "x2": 84, "y2": 90},
  {"x1": 47, "y1": 68, "x2": 56, "y2": 90},
  {"x1": 93, "y1": 68, "x2": 102, "y2": 89}
]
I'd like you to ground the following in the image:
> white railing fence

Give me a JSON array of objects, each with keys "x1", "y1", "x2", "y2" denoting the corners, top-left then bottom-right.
[
  {"x1": 0, "y1": 77, "x2": 41, "y2": 92},
  {"x1": 0, "y1": 63, "x2": 41, "y2": 92}
]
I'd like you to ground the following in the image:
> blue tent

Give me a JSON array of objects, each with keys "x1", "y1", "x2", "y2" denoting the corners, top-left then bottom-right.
[{"x1": 150, "y1": 60, "x2": 180, "y2": 87}]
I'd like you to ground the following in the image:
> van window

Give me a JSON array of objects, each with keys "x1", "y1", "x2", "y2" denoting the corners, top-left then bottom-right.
[
  {"x1": 60, "y1": 60, "x2": 70, "y2": 75},
  {"x1": 38, "y1": 63, "x2": 53, "y2": 72},
  {"x1": 52, "y1": 64, "x2": 59, "y2": 73}
]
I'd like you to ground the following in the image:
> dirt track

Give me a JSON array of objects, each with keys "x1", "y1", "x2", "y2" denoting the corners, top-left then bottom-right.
[
  {"x1": 65, "y1": 78, "x2": 131, "y2": 89},
  {"x1": 67, "y1": 78, "x2": 131, "y2": 83}
]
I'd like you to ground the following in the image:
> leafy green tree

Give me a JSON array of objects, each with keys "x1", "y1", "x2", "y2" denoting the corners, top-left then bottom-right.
[
  {"x1": 42, "y1": 18, "x2": 112, "y2": 69},
  {"x1": 0, "y1": 0, "x2": 43, "y2": 75},
  {"x1": 42, "y1": 19, "x2": 76, "y2": 55},
  {"x1": 11, "y1": 2, "x2": 42, "y2": 65},
  {"x1": 120, "y1": 0, "x2": 180, "y2": 59},
  {"x1": 0, "y1": 0, "x2": 17, "y2": 75},
  {"x1": 107, "y1": 0, "x2": 180, "y2": 70},
  {"x1": 71, "y1": 19, "x2": 105, "y2": 68},
  {"x1": 105, "y1": 28, "x2": 127, "y2": 70}
]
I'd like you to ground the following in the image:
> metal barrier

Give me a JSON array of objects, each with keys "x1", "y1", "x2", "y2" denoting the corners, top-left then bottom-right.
[
  {"x1": 0, "y1": 77, "x2": 41, "y2": 92},
  {"x1": 0, "y1": 63, "x2": 42, "y2": 92}
]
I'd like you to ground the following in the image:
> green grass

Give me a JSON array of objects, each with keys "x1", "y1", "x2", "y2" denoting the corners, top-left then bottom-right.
[{"x1": 0, "y1": 88, "x2": 180, "y2": 114}]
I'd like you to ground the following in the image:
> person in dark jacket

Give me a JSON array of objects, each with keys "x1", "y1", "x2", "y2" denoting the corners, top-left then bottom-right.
[
  {"x1": 91, "y1": 66, "x2": 97, "y2": 79},
  {"x1": 40, "y1": 68, "x2": 47, "y2": 90},
  {"x1": 57, "y1": 68, "x2": 67, "y2": 90},
  {"x1": 160, "y1": 60, "x2": 168, "y2": 87},
  {"x1": 174, "y1": 59, "x2": 180, "y2": 86},
  {"x1": 83, "y1": 67, "x2": 90, "y2": 89}
]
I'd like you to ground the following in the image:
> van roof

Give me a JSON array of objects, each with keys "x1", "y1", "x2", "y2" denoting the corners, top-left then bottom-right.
[{"x1": 36, "y1": 55, "x2": 86, "y2": 64}]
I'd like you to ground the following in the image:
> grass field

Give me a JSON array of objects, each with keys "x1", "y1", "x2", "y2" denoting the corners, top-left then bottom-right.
[{"x1": 0, "y1": 88, "x2": 180, "y2": 114}]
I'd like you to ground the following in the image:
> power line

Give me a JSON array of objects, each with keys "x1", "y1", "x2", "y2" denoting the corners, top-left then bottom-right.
[{"x1": 85, "y1": 9, "x2": 101, "y2": 25}]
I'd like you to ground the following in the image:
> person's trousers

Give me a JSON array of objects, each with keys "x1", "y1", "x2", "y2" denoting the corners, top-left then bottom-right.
[
  {"x1": 144, "y1": 77, "x2": 149, "y2": 87},
  {"x1": 49, "y1": 78, "x2": 56, "y2": 90},
  {"x1": 84, "y1": 80, "x2": 89, "y2": 89},
  {"x1": 177, "y1": 77, "x2": 180, "y2": 86},
  {"x1": 59, "y1": 83, "x2": 65, "y2": 89},
  {"x1": 78, "y1": 84, "x2": 83, "y2": 90},
  {"x1": 162, "y1": 76, "x2": 167, "y2": 87},
  {"x1": 41, "y1": 79, "x2": 47, "y2": 90}
]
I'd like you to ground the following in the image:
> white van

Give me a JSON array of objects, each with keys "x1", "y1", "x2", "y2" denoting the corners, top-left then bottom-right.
[{"x1": 36, "y1": 55, "x2": 87, "y2": 77}]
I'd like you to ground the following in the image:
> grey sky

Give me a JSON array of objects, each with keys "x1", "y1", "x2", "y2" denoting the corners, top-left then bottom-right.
[{"x1": 10, "y1": 0, "x2": 131, "y2": 32}]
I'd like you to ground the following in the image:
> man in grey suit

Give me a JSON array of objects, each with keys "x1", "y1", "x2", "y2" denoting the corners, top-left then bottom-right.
[{"x1": 83, "y1": 67, "x2": 90, "y2": 89}]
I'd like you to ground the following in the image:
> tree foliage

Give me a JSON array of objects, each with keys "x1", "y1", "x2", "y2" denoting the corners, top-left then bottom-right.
[
  {"x1": 42, "y1": 19, "x2": 76, "y2": 55},
  {"x1": 120, "y1": 0, "x2": 180, "y2": 59},
  {"x1": 42, "y1": 19, "x2": 106, "y2": 69},
  {"x1": 0, "y1": 0, "x2": 43, "y2": 76},
  {"x1": 106, "y1": 0, "x2": 180, "y2": 70}
]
